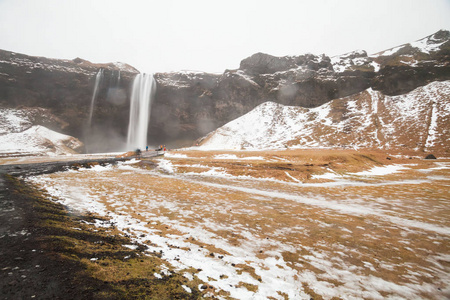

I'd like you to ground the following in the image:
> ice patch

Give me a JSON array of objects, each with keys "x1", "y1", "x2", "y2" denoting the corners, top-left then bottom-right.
[
  {"x1": 123, "y1": 244, "x2": 139, "y2": 250},
  {"x1": 425, "y1": 102, "x2": 438, "y2": 148}
]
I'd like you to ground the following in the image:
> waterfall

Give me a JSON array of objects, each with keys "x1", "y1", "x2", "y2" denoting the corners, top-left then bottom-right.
[
  {"x1": 88, "y1": 69, "x2": 104, "y2": 128},
  {"x1": 126, "y1": 73, "x2": 156, "y2": 150},
  {"x1": 110, "y1": 70, "x2": 120, "y2": 86}
]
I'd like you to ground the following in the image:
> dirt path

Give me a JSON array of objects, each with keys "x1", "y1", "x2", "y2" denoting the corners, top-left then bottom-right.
[{"x1": 0, "y1": 173, "x2": 82, "y2": 299}]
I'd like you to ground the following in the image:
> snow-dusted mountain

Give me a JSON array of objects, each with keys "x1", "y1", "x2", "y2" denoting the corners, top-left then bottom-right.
[
  {"x1": 0, "y1": 30, "x2": 449, "y2": 150},
  {"x1": 0, "y1": 108, "x2": 84, "y2": 156},
  {"x1": 153, "y1": 30, "x2": 449, "y2": 146},
  {"x1": 198, "y1": 81, "x2": 450, "y2": 153},
  {"x1": 331, "y1": 30, "x2": 450, "y2": 73},
  {"x1": 0, "y1": 49, "x2": 139, "y2": 152}
]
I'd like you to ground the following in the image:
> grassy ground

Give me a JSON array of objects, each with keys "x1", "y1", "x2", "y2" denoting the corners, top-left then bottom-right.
[
  {"x1": 169, "y1": 149, "x2": 422, "y2": 181},
  {"x1": 0, "y1": 174, "x2": 207, "y2": 299},
  {"x1": 2, "y1": 149, "x2": 449, "y2": 299}
]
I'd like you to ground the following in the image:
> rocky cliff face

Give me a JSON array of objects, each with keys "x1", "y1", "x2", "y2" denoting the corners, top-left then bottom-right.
[
  {"x1": 152, "y1": 30, "x2": 450, "y2": 146},
  {"x1": 0, "y1": 50, "x2": 139, "y2": 152},
  {"x1": 0, "y1": 30, "x2": 449, "y2": 151}
]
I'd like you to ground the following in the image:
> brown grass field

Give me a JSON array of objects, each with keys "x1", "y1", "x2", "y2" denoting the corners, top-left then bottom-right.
[{"x1": 16, "y1": 149, "x2": 450, "y2": 299}]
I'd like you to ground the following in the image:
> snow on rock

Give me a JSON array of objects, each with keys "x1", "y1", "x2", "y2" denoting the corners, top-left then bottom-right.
[
  {"x1": 372, "y1": 30, "x2": 449, "y2": 57},
  {"x1": 372, "y1": 45, "x2": 404, "y2": 58},
  {"x1": 0, "y1": 125, "x2": 84, "y2": 156},
  {"x1": 331, "y1": 50, "x2": 373, "y2": 73},
  {"x1": 111, "y1": 62, "x2": 138, "y2": 73},
  {"x1": 154, "y1": 71, "x2": 220, "y2": 89},
  {"x1": 0, "y1": 107, "x2": 83, "y2": 156},
  {"x1": 0, "y1": 108, "x2": 33, "y2": 134},
  {"x1": 234, "y1": 70, "x2": 260, "y2": 87},
  {"x1": 199, "y1": 101, "x2": 312, "y2": 150},
  {"x1": 198, "y1": 81, "x2": 450, "y2": 151}
]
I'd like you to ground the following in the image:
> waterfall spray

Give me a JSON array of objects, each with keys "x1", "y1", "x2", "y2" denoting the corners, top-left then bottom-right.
[
  {"x1": 126, "y1": 73, "x2": 156, "y2": 150},
  {"x1": 88, "y1": 69, "x2": 104, "y2": 128}
]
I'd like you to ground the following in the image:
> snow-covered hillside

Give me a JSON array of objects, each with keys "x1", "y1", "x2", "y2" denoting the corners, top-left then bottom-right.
[
  {"x1": 198, "y1": 81, "x2": 450, "y2": 152},
  {"x1": 0, "y1": 108, "x2": 84, "y2": 156},
  {"x1": 373, "y1": 29, "x2": 449, "y2": 57},
  {"x1": 330, "y1": 30, "x2": 449, "y2": 72}
]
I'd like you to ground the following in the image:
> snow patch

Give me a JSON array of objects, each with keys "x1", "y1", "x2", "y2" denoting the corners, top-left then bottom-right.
[
  {"x1": 164, "y1": 152, "x2": 188, "y2": 158},
  {"x1": 0, "y1": 125, "x2": 83, "y2": 156},
  {"x1": 350, "y1": 165, "x2": 407, "y2": 176},
  {"x1": 156, "y1": 159, "x2": 176, "y2": 174},
  {"x1": 213, "y1": 154, "x2": 264, "y2": 161}
]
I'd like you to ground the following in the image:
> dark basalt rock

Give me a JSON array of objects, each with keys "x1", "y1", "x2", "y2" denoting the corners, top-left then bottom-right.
[
  {"x1": 149, "y1": 31, "x2": 449, "y2": 147},
  {"x1": 0, "y1": 49, "x2": 139, "y2": 152},
  {"x1": 0, "y1": 30, "x2": 449, "y2": 151}
]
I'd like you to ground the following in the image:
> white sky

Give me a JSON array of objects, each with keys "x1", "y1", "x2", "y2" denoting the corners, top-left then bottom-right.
[{"x1": 0, "y1": 0, "x2": 449, "y2": 73}]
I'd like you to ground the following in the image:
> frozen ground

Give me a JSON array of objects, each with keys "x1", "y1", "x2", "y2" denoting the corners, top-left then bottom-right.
[{"x1": 26, "y1": 151, "x2": 450, "y2": 299}]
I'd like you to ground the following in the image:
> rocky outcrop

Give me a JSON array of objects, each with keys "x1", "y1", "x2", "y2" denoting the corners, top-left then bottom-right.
[
  {"x1": 151, "y1": 30, "x2": 450, "y2": 147},
  {"x1": 0, "y1": 50, "x2": 139, "y2": 152},
  {"x1": 0, "y1": 30, "x2": 449, "y2": 151},
  {"x1": 371, "y1": 30, "x2": 450, "y2": 95}
]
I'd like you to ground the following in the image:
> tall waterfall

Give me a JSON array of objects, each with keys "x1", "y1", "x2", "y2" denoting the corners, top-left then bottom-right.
[
  {"x1": 88, "y1": 69, "x2": 104, "y2": 128},
  {"x1": 126, "y1": 73, "x2": 156, "y2": 150}
]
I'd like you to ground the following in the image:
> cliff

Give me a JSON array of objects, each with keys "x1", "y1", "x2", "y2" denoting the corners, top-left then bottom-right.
[
  {"x1": 152, "y1": 30, "x2": 450, "y2": 146},
  {"x1": 0, "y1": 30, "x2": 449, "y2": 151},
  {"x1": 0, "y1": 50, "x2": 139, "y2": 152}
]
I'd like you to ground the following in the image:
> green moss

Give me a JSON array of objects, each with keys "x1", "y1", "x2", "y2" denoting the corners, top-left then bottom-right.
[{"x1": 5, "y1": 175, "x2": 207, "y2": 299}]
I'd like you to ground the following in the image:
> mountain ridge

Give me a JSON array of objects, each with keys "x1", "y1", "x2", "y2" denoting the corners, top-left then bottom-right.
[
  {"x1": 151, "y1": 30, "x2": 449, "y2": 147},
  {"x1": 197, "y1": 80, "x2": 450, "y2": 154},
  {"x1": 0, "y1": 30, "x2": 449, "y2": 151}
]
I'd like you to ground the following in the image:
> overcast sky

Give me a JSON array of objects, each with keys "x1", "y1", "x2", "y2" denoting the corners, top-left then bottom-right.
[{"x1": 0, "y1": 0, "x2": 449, "y2": 73}]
